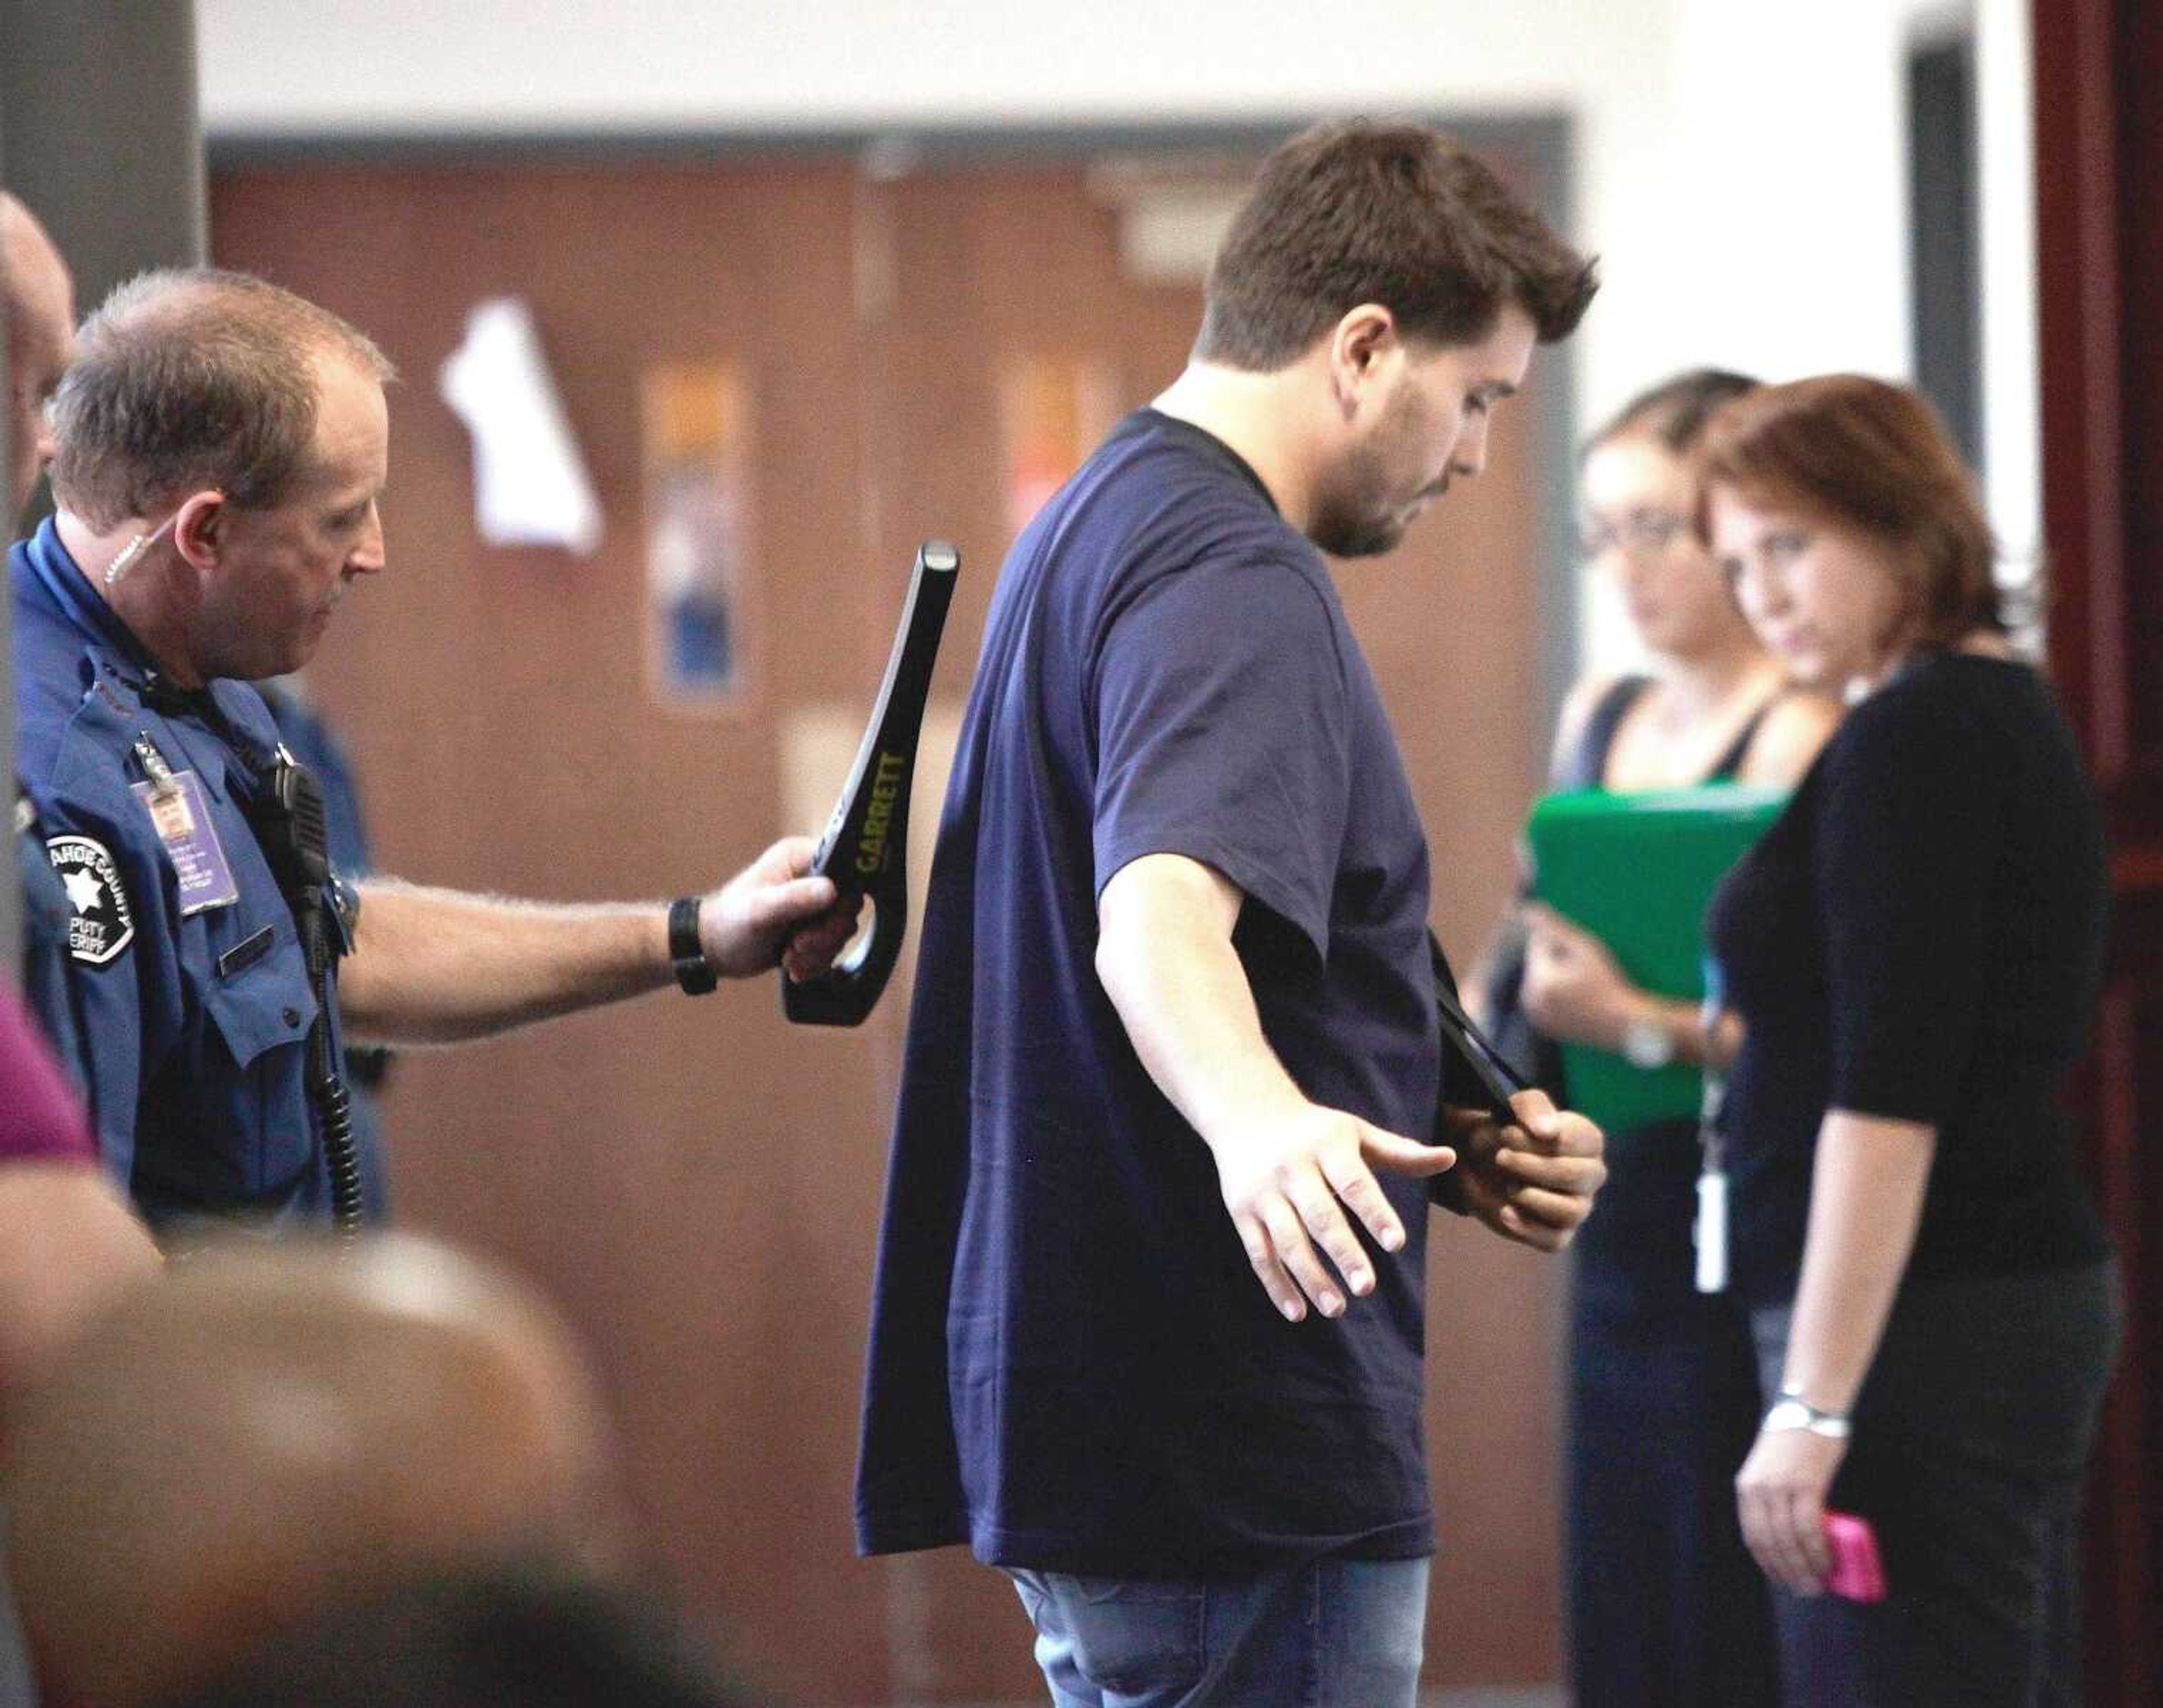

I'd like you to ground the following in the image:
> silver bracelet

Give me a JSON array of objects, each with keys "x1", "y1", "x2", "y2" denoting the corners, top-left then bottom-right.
[{"x1": 1762, "y1": 1389, "x2": 1851, "y2": 1440}]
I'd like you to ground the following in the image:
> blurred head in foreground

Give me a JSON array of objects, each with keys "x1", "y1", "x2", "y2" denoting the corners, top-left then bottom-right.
[
  {"x1": 152, "y1": 1563, "x2": 760, "y2": 1708},
  {"x1": 2, "y1": 1234, "x2": 623, "y2": 1708}
]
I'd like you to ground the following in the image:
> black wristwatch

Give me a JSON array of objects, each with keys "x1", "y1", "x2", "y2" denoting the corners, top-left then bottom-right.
[{"x1": 668, "y1": 896, "x2": 718, "y2": 995}]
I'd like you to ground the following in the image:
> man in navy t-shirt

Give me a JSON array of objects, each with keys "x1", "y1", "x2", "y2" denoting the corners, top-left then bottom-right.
[{"x1": 857, "y1": 121, "x2": 1607, "y2": 1703}]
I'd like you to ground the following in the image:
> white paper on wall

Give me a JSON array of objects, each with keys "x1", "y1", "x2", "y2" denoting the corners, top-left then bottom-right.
[{"x1": 438, "y1": 296, "x2": 603, "y2": 556}]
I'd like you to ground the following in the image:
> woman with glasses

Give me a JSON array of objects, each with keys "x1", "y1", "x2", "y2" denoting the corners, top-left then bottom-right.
[
  {"x1": 1699, "y1": 375, "x2": 2118, "y2": 1706},
  {"x1": 1493, "y1": 369, "x2": 1838, "y2": 1708}
]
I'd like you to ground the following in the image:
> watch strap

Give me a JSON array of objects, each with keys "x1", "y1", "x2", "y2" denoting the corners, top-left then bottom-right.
[{"x1": 668, "y1": 896, "x2": 718, "y2": 995}]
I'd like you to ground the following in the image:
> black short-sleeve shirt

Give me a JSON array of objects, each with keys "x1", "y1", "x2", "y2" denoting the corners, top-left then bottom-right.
[
  {"x1": 1706, "y1": 652, "x2": 2111, "y2": 1304},
  {"x1": 854, "y1": 411, "x2": 1443, "y2": 1576}
]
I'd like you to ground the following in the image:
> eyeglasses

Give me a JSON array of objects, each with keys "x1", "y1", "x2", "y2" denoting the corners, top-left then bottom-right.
[{"x1": 1578, "y1": 510, "x2": 1691, "y2": 563}]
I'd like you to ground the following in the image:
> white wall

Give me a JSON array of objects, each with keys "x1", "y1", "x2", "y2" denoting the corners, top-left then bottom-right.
[
  {"x1": 197, "y1": 0, "x2": 2040, "y2": 665},
  {"x1": 1975, "y1": 0, "x2": 2042, "y2": 589}
]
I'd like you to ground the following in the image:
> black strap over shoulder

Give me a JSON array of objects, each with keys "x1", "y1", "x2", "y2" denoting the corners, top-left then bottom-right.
[
  {"x1": 1575, "y1": 674, "x2": 1787, "y2": 790},
  {"x1": 1563, "y1": 675, "x2": 1653, "y2": 790},
  {"x1": 1704, "y1": 691, "x2": 1786, "y2": 782}
]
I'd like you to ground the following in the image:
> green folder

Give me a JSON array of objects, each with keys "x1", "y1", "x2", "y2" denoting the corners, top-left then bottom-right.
[{"x1": 1524, "y1": 784, "x2": 1790, "y2": 1135}]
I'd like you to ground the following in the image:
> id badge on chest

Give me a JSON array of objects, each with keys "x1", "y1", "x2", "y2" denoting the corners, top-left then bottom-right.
[
  {"x1": 1693, "y1": 964, "x2": 1730, "y2": 1295},
  {"x1": 131, "y1": 735, "x2": 241, "y2": 915},
  {"x1": 1694, "y1": 1158, "x2": 1729, "y2": 1295}
]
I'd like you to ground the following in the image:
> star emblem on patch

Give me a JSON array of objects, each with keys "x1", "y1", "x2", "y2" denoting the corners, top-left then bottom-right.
[
  {"x1": 46, "y1": 834, "x2": 135, "y2": 966},
  {"x1": 61, "y1": 868, "x2": 105, "y2": 914}
]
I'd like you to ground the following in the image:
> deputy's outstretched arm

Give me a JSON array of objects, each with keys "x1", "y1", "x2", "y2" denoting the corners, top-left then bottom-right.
[
  {"x1": 340, "y1": 835, "x2": 854, "y2": 1046},
  {"x1": 1095, "y1": 852, "x2": 1457, "y2": 1324}
]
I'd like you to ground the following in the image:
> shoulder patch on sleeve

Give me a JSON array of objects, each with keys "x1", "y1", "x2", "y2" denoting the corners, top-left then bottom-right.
[{"x1": 46, "y1": 834, "x2": 136, "y2": 965}]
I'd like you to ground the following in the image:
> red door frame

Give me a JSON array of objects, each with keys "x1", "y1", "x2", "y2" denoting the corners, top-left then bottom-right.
[{"x1": 2032, "y1": 3, "x2": 2162, "y2": 1703}]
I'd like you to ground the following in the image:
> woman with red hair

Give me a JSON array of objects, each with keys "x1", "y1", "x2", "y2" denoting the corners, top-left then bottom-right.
[{"x1": 1698, "y1": 375, "x2": 2119, "y2": 1705}]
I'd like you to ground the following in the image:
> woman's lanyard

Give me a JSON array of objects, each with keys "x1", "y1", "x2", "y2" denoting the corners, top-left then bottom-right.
[{"x1": 1695, "y1": 954, "x2": 1730, "y2": 1295}]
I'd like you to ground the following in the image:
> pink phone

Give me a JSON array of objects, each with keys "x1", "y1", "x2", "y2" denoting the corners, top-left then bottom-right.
[{"x1": 1823, "y1": 1510, "x2": 1888, "y2": 1602}]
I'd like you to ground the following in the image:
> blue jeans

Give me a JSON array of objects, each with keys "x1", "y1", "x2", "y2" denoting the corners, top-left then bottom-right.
[{"x1": 1004, "y1": 1556, "x2": 1429, "y2": 1707}]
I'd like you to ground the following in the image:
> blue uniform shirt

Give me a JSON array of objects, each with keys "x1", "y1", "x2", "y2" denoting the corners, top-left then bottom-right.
[
  {"x1": 11, "y1": 520, "x2": 370, "y2": 1233},
  {"x1": 856, "y1": 412, "x2": 1443, "y2": 1577}
]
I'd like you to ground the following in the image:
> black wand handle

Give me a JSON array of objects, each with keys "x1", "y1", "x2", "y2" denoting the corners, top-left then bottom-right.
[{"x1": 783, "y1": 540, "x2": 960, "y2": 1026}]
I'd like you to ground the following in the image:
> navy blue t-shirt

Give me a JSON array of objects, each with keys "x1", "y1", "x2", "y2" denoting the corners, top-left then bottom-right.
[{"x1": 855, "y1": 410, "x2": 1444, "y2": 1576}]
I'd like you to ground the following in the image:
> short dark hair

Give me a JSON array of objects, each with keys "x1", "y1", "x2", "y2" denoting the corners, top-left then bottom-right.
[
  {"x1": 154, "y1": 1565, "x2": 759, "y2": 1708},
  {"x1": 1587, "y1": 367, "x2": 1760, "y2": 457},
  {"x1": 47, "y1": 267, "x2": 393, "y2": 530},
  {"x1": 1194, "y1": 118, "x2": 1597, "y2": 371},
  {"x1": 1693, "y1": 373, "x2": 2003, "y2": 644}
]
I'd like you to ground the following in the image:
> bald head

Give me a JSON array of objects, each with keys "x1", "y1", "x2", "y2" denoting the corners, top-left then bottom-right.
[
  {"x1": 1, "y1": 1235, "x2": 621, "y2": 1708},
  {"x1": 2, "y1": 192, "x2": 76, "y2": 522},
  {"x1": 47, "y1": 265, "x2": 392, "y2": 530}
]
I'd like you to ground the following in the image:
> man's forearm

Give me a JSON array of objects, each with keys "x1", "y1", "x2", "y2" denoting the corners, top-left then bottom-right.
[
  {"x1": 1094, "y1": 855, "x2": 1303, "y2": 1143},
  {"x1": 340, "y1": 879, "x2": 674, "y2": 1046}
]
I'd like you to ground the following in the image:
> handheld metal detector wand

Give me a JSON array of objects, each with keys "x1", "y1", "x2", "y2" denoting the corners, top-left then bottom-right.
[{"x1": 782, "y1": 540, "x2": 960, "y2": 1026}]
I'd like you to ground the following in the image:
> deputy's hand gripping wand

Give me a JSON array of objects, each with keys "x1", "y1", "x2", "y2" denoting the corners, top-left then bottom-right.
[{"x1": 782, "y1": 540, "x2": 960, "y2": 1026}]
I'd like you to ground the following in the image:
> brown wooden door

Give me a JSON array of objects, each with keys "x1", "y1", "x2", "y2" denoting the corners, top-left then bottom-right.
[
  {"x1": 212, "y1": 157, "x2": 902, "y2": 1703},
  {"x1": 2032, "y1": 3, "x2": 2163, "y2": 1704},
  {"x1": 212, "y1": 139, "x2": 1563, "y2": 1702}
]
